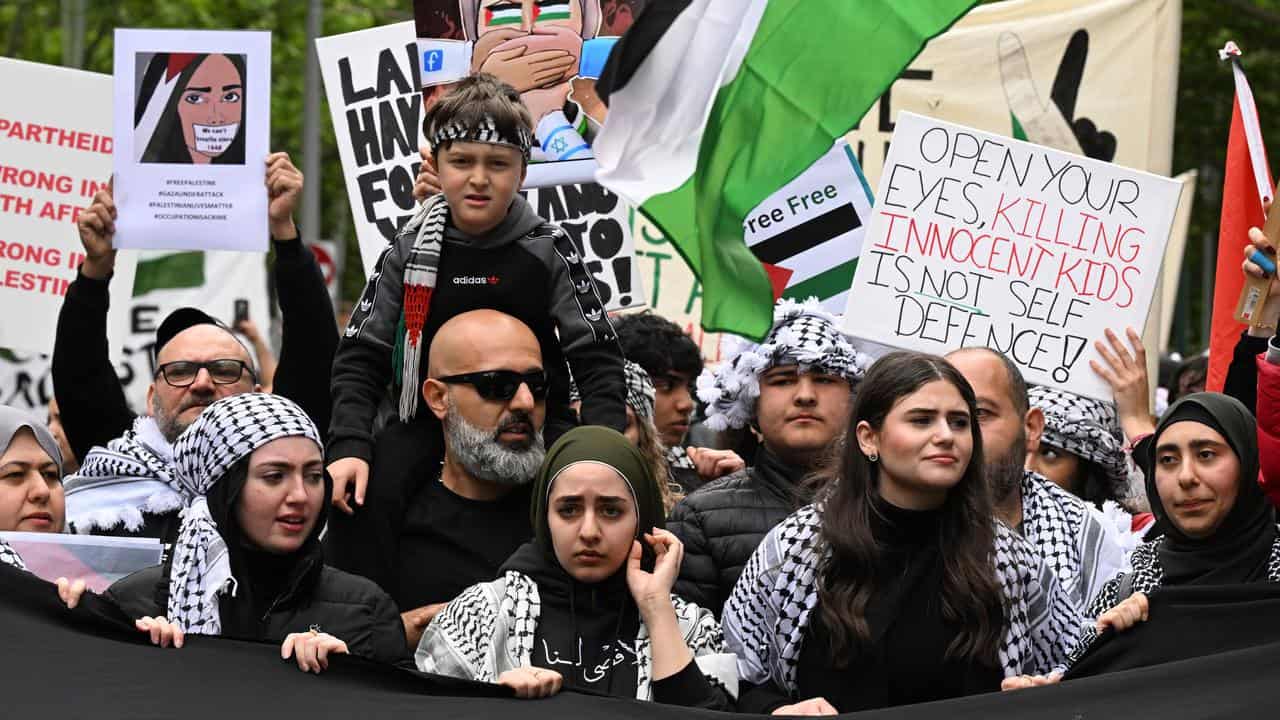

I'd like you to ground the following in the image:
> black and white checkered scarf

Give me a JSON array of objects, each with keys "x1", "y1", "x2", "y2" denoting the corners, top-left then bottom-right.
[
  {"x1": 697, "y1": 298, "x2": 872, "y2": 431},
  {"x1": 0, "y1": 537, "x2": 25, "y2": 570},
  {"x1": 1028, "y1": 385, "x2": 1129, "y2": 489},
  {"x1": 166, "y1": 393, "x2": 321, "y2": 635},
  {"x1": 722, "y1": 504, "x2": 1086, "y2": 693},
  {"x1": 63, "y1": 416, "x2": 185, "y2": 534}
]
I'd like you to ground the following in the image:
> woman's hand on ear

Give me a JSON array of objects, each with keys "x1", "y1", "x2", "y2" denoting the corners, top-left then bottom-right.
[{"x1": 626, "y1": 527, "x2": 684, "y2": 612}]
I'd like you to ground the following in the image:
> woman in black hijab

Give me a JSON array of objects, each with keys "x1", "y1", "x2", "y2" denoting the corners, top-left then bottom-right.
[
  {"x1": 416, "y1": 425, "x2": 736, "y2": 707},
  {"x1": 1006, "y1": 390, "x2": 1279, "y2": 688}
]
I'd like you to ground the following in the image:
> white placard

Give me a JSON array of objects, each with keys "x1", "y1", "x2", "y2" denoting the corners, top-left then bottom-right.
[
  {"x1": 521, "y1": 182, "x2": 644, "y2": 311},
  {"x1": 843, "y1": 112, "x2": 1180, "y2": 400},
  {"x1": 317, "y1": 22, "x2": 424, "y2": 277},
  {"x1": 0, "y1": 58, "x2": 138, "y2": 356},
  {"x1": 112, "y1": 30, "x2": 272, "y2": 252}
]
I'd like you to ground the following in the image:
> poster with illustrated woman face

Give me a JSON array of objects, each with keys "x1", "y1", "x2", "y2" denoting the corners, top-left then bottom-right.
[
  {"x1": 134, "y1": 52, "x2": 247, "y2": 165},
  {"x1": 112, "y1": 30, "x2": 270, "y2": 252}
]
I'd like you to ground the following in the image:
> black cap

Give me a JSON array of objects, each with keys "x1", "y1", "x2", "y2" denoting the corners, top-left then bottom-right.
[{"x1": 154, "y1": 307, "x2": 229, "y2": 357}]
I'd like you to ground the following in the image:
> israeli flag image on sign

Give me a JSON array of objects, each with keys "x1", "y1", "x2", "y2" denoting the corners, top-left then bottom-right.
[{"x1": 417, "y1": 38, "x2": 472, "y2": 87}]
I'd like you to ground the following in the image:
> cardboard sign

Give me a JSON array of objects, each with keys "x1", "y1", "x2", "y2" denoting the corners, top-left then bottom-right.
[
  {"x1": 744, "y1": 141, "x2": 873, "y2": 317},
  {"x1": 112, "y1": 30, "x2": 272, "y2": 252},
  {"x1": 843, "y1": 112, "x2": 1180, "y2": 400},
  {"x1": 316, "y1": 22, "x2": 424, "y2": 276},
  {"x1": 0, "y1": 58, "x2": 138, "y2": 356},
  {"x1": 521, "y1": 182, "x2": 643, "y2": 311}
]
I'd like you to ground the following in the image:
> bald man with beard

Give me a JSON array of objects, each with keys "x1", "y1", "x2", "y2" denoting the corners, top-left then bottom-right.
[{"x1": 327, "y1": 310, "x2": 548, "y2": 648}]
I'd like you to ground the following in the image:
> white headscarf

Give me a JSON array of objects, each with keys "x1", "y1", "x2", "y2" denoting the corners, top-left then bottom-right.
[{"x1": 165, "y1": 393, "x2": 321, "y2": 634}]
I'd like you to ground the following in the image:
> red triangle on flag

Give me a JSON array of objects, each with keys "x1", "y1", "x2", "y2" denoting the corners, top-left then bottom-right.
[{"x1": 761, "y1": 262, "x2": 794, "y2": 301}]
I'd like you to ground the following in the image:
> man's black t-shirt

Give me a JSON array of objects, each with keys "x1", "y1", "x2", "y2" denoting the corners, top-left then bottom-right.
[{"x1": 394, "y1": 478, "x2": 534, "y2": 611}]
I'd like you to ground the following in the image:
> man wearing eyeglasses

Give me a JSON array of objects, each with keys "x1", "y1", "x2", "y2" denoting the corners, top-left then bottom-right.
[
  {"x1": 54, "y1": 153, "x2": 337, "y2": 539},
  {"x1": 328, "y1": 309, "x2": 547, "y2": 649}
]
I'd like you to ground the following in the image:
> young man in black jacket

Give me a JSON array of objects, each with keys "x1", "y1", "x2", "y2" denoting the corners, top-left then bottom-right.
[
  {"x1": 668, "y1": 299, "x2": 870, "y2": 615},
  {"x1": 54, "y1": 152, "x2": 336, "y2": 539}
]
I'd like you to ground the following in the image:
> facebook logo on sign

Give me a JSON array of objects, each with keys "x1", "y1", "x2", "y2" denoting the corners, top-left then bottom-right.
[{"x1": 423, "y1": 49, "x2": 444, "y2": 73}]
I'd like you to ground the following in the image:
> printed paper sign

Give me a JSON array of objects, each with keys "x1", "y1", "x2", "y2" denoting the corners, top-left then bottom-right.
[
  {"x1": 316, "y1": 22, "x2": 425, "y2": 276},
  {"x1": 1, "y1": 531, "x2": 162, "y2": 593},
  {"x1": 521, "y1": 182, "x2": 643, "y2": 311},
  {"x1": 112, "y1": 29, "x2": 271, "y2": 252},
  {"x1": 843, "y1": 112, "x2": 1180, "y2": 400},
  {"x1": 413, "y1": 0, "x2": 651, "y2": 188},
  {"x1": 0, "y1": 58, "x2": 138, "y2": 356},
  {"x1": 745, "y1": 141, "x2": 873, "y2": 317}
]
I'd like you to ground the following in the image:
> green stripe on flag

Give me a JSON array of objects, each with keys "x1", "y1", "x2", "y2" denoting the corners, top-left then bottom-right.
[
  {"x1": 1011, "y1": 113, "x2": 1028, "y2": 142},
  {"x1": 782, "y1": 259, "x2": 859, "y2": 302},
  {"x1": 132, "y1": 251, "x2": 204, "y2": 296},
  {"x1": 642, "y1": 0, "x2": 977, "y2": 340}
]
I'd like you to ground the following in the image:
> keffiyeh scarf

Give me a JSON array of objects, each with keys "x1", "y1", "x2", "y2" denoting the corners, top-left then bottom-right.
[
  {"x1": 1020, "y1": 471, "x2": 1129, "y2": 609},
  {"x1": 721, "y1": 504, "x2": 1085, "y2": 694},
  {"x1": 1029, "y1": 385, "x2": 1129, "y2": 488},
  {"x1": 63, "y1": 416, "x2": 184, "y2": 534},
  {"x1": 697, "y1": 298, "x2": 872, "y2": 431},
  {"x1": 395, "y1": 194, "x2": 450, "y2": 422},
  {"x1": 0, "y1": 537, "x2": 26, "y2": 570},
  {"x1": 166, "y1": 393, "x2": 321, "y2": 635}
]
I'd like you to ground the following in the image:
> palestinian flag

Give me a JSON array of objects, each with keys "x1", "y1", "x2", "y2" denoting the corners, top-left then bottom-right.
[{"x1": 593, "y1": 0, "x2": 977, "y2": 339}]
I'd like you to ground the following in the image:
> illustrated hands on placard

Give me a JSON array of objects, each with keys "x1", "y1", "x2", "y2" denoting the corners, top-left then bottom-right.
[
  {"x1": 999, "y1": 29, "x2": 1115, "y2": 162},
  {"x1": 1048, "y1": 30, "x2": 1116, "y2": 162}
]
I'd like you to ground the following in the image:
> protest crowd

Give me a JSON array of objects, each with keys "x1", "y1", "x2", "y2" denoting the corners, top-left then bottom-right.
[{"x1": 2, "y1": 1, "x2": 1280, "y2": 718}]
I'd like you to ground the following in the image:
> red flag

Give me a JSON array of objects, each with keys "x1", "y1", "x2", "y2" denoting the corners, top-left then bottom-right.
[{"x1": 1208, "y1": 43, "x2": 1272, "y2": 392}]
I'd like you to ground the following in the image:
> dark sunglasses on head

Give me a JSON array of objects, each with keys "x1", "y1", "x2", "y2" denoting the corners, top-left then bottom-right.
[
  {"x1": 154, "y1": 359, "x2": 256, "y2": 388},
  {"x1": 437, "y1": 369, "x2": 549, "y2": 401}
]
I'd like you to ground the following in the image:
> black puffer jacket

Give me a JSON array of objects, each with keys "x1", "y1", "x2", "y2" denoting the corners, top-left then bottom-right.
[
  {"x1": 667, "y1": 447, "x2": 813, "y2": 616},
  {"x1": 106, "y1": 559, "x2": 409, "y2": 667}
]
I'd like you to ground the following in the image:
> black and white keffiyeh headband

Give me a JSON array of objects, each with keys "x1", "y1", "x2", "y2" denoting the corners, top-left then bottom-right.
[
  {"x1": 431, "y1": 115, "x2": 533, "y2": 159},
  {"x1": 697, "y1": 298, "x2": 872, "y2": 431},
  {"x1": 1028, "y1": 385, "x2": 1128, "y2": 486},
  {"x1": 167, "y1": 393, "x2": 321, "y2": 635}
]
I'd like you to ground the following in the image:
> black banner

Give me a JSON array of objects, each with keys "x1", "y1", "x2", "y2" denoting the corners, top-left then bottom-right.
[{"x1": 3, "y1": 564, "x2": 1279, "y2": 719}]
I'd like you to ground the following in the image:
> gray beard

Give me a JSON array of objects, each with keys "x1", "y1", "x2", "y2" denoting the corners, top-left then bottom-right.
[
  {"x1": 987, "y1": 436, "x2": 1027, "y2": 505},
  {"x1": 150, "y1": 393, "x2": 199, "y2": 444},
  {"x1": 444, "y1": 402, "x2": 545, "y2": 486}
]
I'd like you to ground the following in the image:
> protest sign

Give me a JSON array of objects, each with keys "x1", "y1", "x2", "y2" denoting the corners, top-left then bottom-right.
[
  {"x1": 521, "y1": 182, "x2": 643, "y2": 311},
  {"x1": 843, "y1": 112, "x2": 1181, "y2": 400},
  {"x1": 1, "y1": 531, "x2": 162, "y2": 593},
  {"x1": 413, "y1": 0, "x2": 650, "y2": 188},
  {"x1": 0, "y1": 58, "x2": 137, "y2": 356},
  {"x1": 744, "y1": 141, "x2": 873, "y2": 317},
  {"x1": 316, "y1": 22, "x2": 424, "y2": 276},
  {"x1": 112, "y1": 30, "x2": 271, "y2": 253}
]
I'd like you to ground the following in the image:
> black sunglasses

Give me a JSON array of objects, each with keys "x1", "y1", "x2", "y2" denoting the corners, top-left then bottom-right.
[
  {"x1": 154, "y1": 359, "x2": 256, "y2": 388},
  {"x1": 437, "y1": 369, "x2": 549, "y2": 401}
]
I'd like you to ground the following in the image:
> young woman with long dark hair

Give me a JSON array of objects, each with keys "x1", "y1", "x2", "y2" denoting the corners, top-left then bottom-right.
[{"x1": 722, "y1": 351, "x2": 1080, "y2": 714}]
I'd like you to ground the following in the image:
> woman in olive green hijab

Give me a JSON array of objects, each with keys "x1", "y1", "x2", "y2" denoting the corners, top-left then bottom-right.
[{"x1": 415, "y1": 426, "x2": 737, "y2": 707}]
